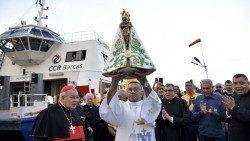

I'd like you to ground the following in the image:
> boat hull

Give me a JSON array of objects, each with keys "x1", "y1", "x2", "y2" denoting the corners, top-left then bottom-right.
[{"x1": 0, "y1": 116, "x2": 36, "y2": 141}]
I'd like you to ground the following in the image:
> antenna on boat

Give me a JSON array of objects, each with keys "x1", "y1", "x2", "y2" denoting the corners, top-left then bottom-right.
[{"x1": 35, "y1": 0, "x2": 49, "y2": 27}]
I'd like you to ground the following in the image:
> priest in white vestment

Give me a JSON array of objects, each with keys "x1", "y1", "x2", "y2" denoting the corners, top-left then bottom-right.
[{"x1": 99, "y1": 73, "x2": 161, "y2": 141}]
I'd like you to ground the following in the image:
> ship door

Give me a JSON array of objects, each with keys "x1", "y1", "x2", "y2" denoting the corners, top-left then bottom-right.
[{"x1": 44, "y1": 78, "x2": 67, "y2": 102}]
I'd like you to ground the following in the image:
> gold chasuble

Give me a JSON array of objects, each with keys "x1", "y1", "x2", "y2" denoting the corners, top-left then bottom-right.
[{"x1": 103, "y1": 9, "x2": 156, "y2": 78}]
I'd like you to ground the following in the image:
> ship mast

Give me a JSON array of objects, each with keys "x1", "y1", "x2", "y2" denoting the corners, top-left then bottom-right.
[{"x1": 35, "y1": 0, "x2": 48, "y2": 27}]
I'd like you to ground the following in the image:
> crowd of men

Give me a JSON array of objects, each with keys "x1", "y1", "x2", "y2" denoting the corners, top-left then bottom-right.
[
  {"x1": 31, "y1": 73, "x2": 250, "y2": 141},
  {"x1": 152, "y1": 73, "x2": 250, "y2": 141}
]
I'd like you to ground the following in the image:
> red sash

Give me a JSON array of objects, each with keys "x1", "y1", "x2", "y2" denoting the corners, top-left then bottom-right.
[{"x1": 50, "y1": 125, "x2": 86, "y2": 141}]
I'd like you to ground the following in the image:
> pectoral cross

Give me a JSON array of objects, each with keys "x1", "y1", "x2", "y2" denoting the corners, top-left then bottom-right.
[{"x1": 70, "y1": 125, "x2": 75, "y2": 134}]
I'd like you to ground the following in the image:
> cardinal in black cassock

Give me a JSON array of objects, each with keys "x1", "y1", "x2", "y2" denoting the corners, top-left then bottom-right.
[{"x1": 32, "y1": 85, "x2": 86, "y2": 141}]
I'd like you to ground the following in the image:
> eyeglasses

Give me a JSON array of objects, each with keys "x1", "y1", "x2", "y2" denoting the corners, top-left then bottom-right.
[
  {"x1": 165, "y1": 89, "x2": 174, "y2": 92},
  {"x1": 185, "y1": 85, "x2": 192, "y2": 87},
  {"x1": 128, "y1": 87, "x2": 141, "y2": 92},
  {"x1": 68, "y1": 95, "x2": 80, "y2": 100},
  {"x1": 202, "y1": 87, "x2": 211, "y2": 90},
  {"x1": 216, "y1": 86, "x2": 222, "y2": 88}
]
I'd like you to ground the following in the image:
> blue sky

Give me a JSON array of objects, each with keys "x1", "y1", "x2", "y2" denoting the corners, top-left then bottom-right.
[{"x1": 1, "y1": 0, "x2": 250, "y2": 90}]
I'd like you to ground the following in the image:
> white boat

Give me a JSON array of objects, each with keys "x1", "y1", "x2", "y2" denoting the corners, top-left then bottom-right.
[{"x1": 0, "y1": 0, "x2": 110, "y2": 140}]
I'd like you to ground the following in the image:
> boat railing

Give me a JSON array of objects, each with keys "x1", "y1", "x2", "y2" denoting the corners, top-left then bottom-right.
[
  {"x1": 63, "y1": 30, "x2": 110, "y2": 49},
  {"x1": 10, "y1": 94, "x2": 47, "y2": 108},
  {"x1": 9, "y1": 94, "x2": 48, "y2": 118}
]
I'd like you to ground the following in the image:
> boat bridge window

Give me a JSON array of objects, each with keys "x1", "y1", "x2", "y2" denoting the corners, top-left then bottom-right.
[
  {"x1": 40, "y1": 40, "x2": 54, "y2": 52},
  {"x1": 66, "y1": 50, "x2": 86, "y2": 62},
  {"x1": 50, "y1": 32, "x2": 63, "y2": 42},
  {"x1": 30, "y1": 28, "x2": 42, "y2": 36},
  {"x1": 1, "y1": 30, "x2": 12, "y2": 36},
  {"x1": 21, "y1": 37, "x2": 29, "y2": 50},
  {"x1": 0, "y1": 40, "x2": 8, "y2": 52},
  {"x1": 42, "y1": 30, "x2": 54, "y2": 38},
  {"x1": 30, "y1": 37, "x2": 42, "y2": 51},
  {"x1": 3, "y1": 39, "x2": 15, "y2": 52},
  {"x1": 12, "y1": 38, "x2": 25, "y2": 51},
  {"x1": 10, "y1": 28, "x2": 28, "y2": 36}
]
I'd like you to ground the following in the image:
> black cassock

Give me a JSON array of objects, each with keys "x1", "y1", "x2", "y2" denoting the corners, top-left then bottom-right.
[
  {"x1": 87, "y1": 106, "x2": 115, "y2": 141},
  {"x1": 31, "y1": 103, "x2": 85, "y2": 141},
  {"x1": 155, "y1": 97, "x2": 190, "y2": 141}
]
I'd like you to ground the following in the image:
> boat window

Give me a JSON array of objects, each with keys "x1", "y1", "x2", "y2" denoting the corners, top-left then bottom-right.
[
  {"x1": 42, "y1": 30, "x2": 54, "y2": 38},
  {"x1": 0, "y1": 40, "x2": 8, "y2": 52},
  {"x1": 1, "y1": 30, "x2": 12, "y2": 36},
  {"x1": 99, "y1": 81, "x2": 111, "y2": 94},
  {"x1": 81, "y1": 50, "x2": 86, "y2": 60},
  {"x1": 0, "y1": 40, "x2": 6, "y2": 51},
  {"x1": 0, "y1": 41, "x2": 3, "y2": 49},
  {"x1": 29, "y1": 37, "x2": 42, "y2": 51},
  {"x1": 101, "y1": 52, "x2": 108, "y2": 62},
  {"x1": 12, "y1": 38, "x2": 25, "y2": 51},
  {"x1": 40, "y1": 40, "x2": 54, "y2": 52},
  {"x1": 4, "y1": 40, "x2": 15, "y2": 52},
  {"x1": 50, "y1": 32, "x2": 63, "y2": 42},
  {"x1": 65, "y1": 50, "x2": 86, "y2": 62},
  {"x1": 10, "y1": 29, "x2": 28, "y2": 36},
  {"x1": 30, "y1": 28, "x2": 42, "y2": 36},
  {"x1": 21, "y1": 37, "x2": 29, "y2": 50}
]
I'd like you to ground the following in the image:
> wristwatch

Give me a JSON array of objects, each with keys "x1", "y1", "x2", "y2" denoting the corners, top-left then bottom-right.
[{"x1": 143, "y1": 81, "x2": 150, "y2": 87}]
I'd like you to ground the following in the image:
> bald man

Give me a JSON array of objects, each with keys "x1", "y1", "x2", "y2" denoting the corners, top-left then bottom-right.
[{"x1": 83, "y1": 92, "x2": 116, "y2": 141}]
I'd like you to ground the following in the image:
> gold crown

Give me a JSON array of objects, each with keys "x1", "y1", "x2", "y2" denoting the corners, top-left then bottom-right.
[{"x1": 121, "y1": 9, "x2": 130, "y2": 18}]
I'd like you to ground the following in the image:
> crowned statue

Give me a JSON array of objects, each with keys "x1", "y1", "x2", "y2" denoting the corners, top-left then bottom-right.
[{"x1": 103, "y1": 9, "x2": 156, "y2": 78}]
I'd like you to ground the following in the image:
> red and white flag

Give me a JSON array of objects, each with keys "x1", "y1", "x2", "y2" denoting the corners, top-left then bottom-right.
[{"x1": 189, "y1": 38, "x2": 201, "y2": 47}]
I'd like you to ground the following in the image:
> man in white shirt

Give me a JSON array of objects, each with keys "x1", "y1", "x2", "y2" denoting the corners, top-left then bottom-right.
[{"x1": 99, "y1": 72, "x2": 161, "y2": 141}]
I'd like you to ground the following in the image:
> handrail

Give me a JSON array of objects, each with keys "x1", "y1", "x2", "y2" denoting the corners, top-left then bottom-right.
[
  {"x1": 63, "y1": 30, "x2": 110, "y2": 49},
  {"x1": 10, "y1": 94, "x2": 47, "y2": 107}
]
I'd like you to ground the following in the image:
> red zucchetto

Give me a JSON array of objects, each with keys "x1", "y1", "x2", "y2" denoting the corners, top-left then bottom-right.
[{"x1": 60, "y1": 85, "x2": 74, "y2": 93}]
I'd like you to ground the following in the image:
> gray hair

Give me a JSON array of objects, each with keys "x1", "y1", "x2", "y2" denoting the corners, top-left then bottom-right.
[
  {"x1": 165, "y1": 83, "x2": 175, "y2": 89},
  {"x1": 201, "y1": 79, "x2": 213, "y2": 87},
  {"x1": 59, "y1": 91, "x2": 67, "y2": 101}
]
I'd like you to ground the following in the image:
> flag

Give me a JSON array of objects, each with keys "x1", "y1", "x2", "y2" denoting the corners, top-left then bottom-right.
[{"x1": 189, "y1": 38, "x2": 201, "y2": 47}]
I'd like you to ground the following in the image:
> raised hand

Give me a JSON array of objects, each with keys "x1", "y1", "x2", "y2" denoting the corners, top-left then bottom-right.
[
  {"x1": 200, "y1": 101, "x2": 207, "y2": 114},
  {"x1": 222, "y1": 95, "x2": 235, "y2": 110}
]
